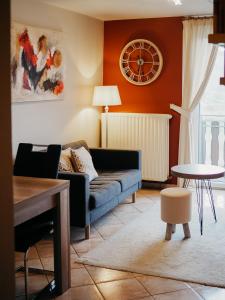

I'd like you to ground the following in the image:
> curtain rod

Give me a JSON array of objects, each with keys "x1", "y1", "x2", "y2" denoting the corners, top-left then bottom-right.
[{"x1": 183, "y1": 15, "x2": 213, "y2": 20}]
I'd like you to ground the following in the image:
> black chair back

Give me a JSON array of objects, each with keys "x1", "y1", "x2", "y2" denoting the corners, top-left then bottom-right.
[
  {"x1": 14, "y1": 143, "x2": 61, "y2": 179},
  {"x1": 14, "y1": 143, "x2": 62, "y2": 296}
]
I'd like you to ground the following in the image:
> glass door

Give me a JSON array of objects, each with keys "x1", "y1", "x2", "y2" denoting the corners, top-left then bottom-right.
[{"x1": 199, "y1": 46, "x2": 225, "y2": 187}]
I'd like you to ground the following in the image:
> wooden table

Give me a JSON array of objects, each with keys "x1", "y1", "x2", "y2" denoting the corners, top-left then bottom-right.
[
  {"x1": 14, "y1": 176, "x2": 71, "y2": 297},
  {"x1": 171, "y1": 164, "x2": 225, "y2": 235}
]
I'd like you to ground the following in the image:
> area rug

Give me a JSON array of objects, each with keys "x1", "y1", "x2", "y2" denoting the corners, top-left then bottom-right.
[{"x1": 76, "y1": 200, "x2": 225, "y2": 287}]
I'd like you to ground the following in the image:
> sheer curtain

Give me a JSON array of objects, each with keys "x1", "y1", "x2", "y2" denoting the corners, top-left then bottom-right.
[{"x1": 171, "y1": 18, "x2": 218, "y2": 185}]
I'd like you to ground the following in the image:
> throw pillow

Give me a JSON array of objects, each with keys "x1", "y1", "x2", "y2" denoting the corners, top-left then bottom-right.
[
  {"x1": 71, "y1": 146, "x2": 98, "y2": 181},
  {"x1": 58, "y1": 148, "x2": 74, "y2": 172}
]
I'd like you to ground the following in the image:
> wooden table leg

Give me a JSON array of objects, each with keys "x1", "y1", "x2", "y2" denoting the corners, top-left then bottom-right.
[
  {"x1": 54, "y1": 188, "x2": 71, "y2": 295},
  {"x1": 183, "y1": 223, "x2": 191, "y2": 239},
  {"x1": 165, "y1": 223, "x2": 173, "y2": 241},
  {"x1": 172, "y1": 224, "x2": 176, "y2": 234}
]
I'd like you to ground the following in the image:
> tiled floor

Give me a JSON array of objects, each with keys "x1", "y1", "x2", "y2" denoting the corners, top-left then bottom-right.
[{"x1": 15, "y1": 188, "x2": 225, "y2": 300}]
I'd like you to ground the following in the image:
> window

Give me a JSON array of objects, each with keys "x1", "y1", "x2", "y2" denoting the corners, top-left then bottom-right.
[{"x1": 199, "y1": 46, "x2": 225, "y2": 184}]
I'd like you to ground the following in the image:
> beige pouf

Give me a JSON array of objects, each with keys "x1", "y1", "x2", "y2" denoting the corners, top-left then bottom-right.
[{"x1": 160, "y1": 187, "x2": 192, "y2": 240}]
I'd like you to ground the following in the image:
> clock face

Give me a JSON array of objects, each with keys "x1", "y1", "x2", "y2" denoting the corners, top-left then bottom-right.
[{"x1": 119, "y1": 39, "x2": 163, "y2": 85}]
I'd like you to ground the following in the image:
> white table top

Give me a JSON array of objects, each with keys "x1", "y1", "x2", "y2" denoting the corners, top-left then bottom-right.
[{"x1": 171, "y1": 164, "x2": 225, "y2": 180}]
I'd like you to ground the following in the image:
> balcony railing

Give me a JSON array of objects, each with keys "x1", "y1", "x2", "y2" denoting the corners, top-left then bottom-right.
[{"x1": 200, "y1": 115, "x2": 225, "y2": 183}]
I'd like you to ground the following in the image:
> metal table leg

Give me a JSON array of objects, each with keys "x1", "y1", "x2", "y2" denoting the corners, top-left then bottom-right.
[
  {"x1": 204, "y1": 179, "x2": 217, "y2": 222},
  {"x1": 183, "y1": 179, "x2": 190, "y2": 188},
  {"x1": 200, "y1": 180, "x2": 204, "y2": 235},
  {"x1": 195, "y1": 179, "x2": 217, "y2": 235},
  {"x1": 183, "y1": 178, "x2": 203, "y2": 234},
  {"x1": 194, "y1": 179, "x2": 204, "y2": 235}
]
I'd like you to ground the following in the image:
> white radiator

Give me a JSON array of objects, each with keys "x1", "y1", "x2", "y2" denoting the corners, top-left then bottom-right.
[{"x1": 101, "y1": 113, "x2": 172, "y2": 182}]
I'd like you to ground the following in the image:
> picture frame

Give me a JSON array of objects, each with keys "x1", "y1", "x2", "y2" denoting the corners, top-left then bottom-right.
[{"x1": 11, "y1": 22, "x2": 64, "y2": 103}]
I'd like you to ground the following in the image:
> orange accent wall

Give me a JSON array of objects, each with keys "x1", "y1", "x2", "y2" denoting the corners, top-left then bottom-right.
[{"x1": 104, "y1": 17, "x2": 183, "y2": 183}]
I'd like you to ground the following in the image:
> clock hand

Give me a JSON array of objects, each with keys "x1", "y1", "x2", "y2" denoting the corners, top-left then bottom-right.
[
  {"x1": 138, "y1": 65, "x2": 144, "y2": 82},
  {"x1": 138, "y1": 64, "x2": 142, "y2": 75},
  {"x1": 142, "y1": 61, "x2": 153, "y2": 63}
]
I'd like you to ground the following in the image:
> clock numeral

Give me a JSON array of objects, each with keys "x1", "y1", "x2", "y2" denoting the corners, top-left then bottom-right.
[
  {"x1": 153, "y1": 61, "x2": 160, "y2": 65},
  {"x1": 131, "y1": 43, "x2": 137, "y2": 50},
  {"x1": 145, "y1": 75, "x2": 150, "y2": 81},
  {"x1": 125, "y1": 49, "x2": 132, "y2": 55},
  {"x1": 139, "y1": 42, "x2": 145, "y2": 49},
  {"x1": 152, "y1": 52, "x2": 158, "y2": 57},
  {"x1": 138, "y1": 75, "x2": 142, "y2": 82},
  {"x1": 129, "y1": 73, "x2": 135, "y2": 80},
  {"x1": 124, "y1": 66, "x2": 130, "y2": 74},
  {"x1": 122, "y1": 58, "x2": 128, "y2": 64},
  {"x1": 146, "y1": 45, "x2": 152, "y2": 51},
  {"x1": 151, "y1": 69, "x2": 156, "y2": 75}
]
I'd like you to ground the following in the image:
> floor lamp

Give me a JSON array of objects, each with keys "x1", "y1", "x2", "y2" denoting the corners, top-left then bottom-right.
[{"x1": 92, "y1": 85, "x2": 121, "y2": 148}]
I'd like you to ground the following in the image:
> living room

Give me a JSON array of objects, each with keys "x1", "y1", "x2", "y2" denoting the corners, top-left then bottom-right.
[{"x1": 1, "y1": 0, "x2": 225, "y2": 299}]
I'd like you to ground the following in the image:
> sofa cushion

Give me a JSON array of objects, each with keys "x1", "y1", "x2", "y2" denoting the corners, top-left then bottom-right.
[
  {"x1": 94, "y1": 169, "x2": 141, "y2": 192},
  {"x1": 71, "y1": 147, "x2": 98, "y2": 181},
  {"x1": 89, "y1": 180, "x2": 121, "y2": 210},
  {"x1": 62, "y1": 140, "x2": 90, "y2": 152},
  {"x1": 58, "y1": 148, "x2": 74, "y2": 172}
]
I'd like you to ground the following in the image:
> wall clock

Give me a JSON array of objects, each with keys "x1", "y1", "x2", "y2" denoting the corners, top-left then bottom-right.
[{"x1": 119, "y1": 39, "x2": 163, "y2": 85}]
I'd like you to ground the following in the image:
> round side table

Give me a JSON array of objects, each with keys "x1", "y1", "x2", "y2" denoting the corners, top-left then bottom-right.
[{"x1": 171, "y1": 164, "x2": 225, "y2": 235}]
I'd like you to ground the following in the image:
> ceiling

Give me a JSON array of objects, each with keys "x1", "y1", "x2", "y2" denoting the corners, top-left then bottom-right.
[{"x1": 41, "y1": 0, "x2": 213, "y2": 21}]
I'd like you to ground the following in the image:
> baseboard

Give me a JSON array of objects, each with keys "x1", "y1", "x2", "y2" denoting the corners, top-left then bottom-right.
[{"x1": 142, "y1": 180, "x2": 177, "y2": 190}]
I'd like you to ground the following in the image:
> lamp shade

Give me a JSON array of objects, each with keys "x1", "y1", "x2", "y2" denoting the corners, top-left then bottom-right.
[{"x1": 92, "y1": 86, "x2": 121, "y2": 107}]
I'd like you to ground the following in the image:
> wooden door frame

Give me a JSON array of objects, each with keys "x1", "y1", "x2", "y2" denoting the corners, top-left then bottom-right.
[{"x1": 0, "y1": 1, "x2": 15, "y2": 299}]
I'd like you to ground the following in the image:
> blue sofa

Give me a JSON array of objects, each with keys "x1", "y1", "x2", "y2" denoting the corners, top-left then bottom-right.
[{"x1": 58, "y1": 140, "x2": 142, "y2": 239}]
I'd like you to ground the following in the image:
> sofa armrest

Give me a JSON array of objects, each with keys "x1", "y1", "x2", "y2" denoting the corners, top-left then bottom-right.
[
  {"x1": 90, "y1": 148, "x2": 141, "y2": 170},
  {"x1": 58, "y1": 171, "x2": 90, "y2": 227}
]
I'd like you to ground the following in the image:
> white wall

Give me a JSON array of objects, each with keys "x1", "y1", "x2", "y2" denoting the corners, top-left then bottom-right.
[{"x1": 11, "y1": 0, "x2": 103, "y2": 156}]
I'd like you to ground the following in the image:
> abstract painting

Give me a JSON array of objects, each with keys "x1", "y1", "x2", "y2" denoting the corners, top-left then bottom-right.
[{"x1": 11, "y1": 22, "x2": 64, "y2": 102}]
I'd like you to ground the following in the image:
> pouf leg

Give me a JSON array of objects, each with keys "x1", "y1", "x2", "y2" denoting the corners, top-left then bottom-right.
[
  {"x1": 165, "y1": 224, "x2": 173, "y2": 240},
  {"x1": 183, "y1": 223, "x2": 191, "y2": 239},
  {"x1": 172, "y1": 224, "x2": 176, "y2": 234}
]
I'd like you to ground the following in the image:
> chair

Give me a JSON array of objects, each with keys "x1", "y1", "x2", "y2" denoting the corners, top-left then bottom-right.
[{"x1": 14, "y1": 143, "x2": 61, "y2": 299}]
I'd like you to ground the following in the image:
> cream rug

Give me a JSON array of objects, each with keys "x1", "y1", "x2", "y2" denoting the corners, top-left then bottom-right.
[{"x1": 76, "y1": 200, "x2": 225, "y2": 287}]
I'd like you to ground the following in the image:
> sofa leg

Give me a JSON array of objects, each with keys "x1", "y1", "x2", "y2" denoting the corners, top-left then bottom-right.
[
  {"x1": 85, "y1": 225, "x2": 90, "y2": 240},
  {"x1": 132, "y1": 192, "x2": 136, "y2": 203}
]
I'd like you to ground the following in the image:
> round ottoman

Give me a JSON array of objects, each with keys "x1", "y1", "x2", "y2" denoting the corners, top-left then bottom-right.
[{"x1": 160, "y1": 187, "x2": 192, "y2": 240}]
